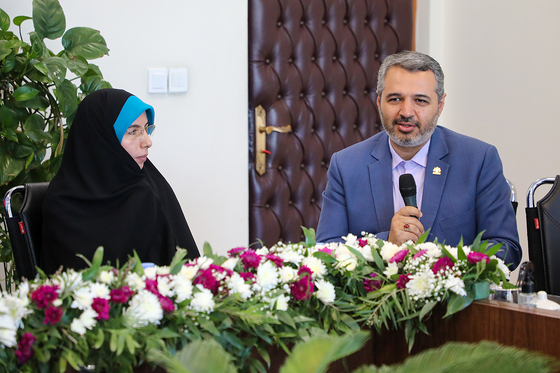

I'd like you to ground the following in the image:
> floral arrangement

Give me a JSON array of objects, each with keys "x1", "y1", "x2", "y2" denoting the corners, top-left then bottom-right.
[{"x1": 0, "y1": 229, "x2": 513, "y2": 372}]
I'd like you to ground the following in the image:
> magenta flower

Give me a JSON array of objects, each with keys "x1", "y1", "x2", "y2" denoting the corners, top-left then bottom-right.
[
  {"x1": 298, "y1": 265, "x2": 313, "y2": 277},
  {"x1": 92, "y1": 298, "x2": 110, "y2": 320},
  {"x1": 14, "y1": 332, "x2": 36, "y2": 365},
  {"x1": 158, "y1": 295, "x2": 176, "y2": 312},
  {"x1": 389, "y1": 249, "x2": 409, "y2": 263},
  {"x1": 110, "y1": 286, "x2": 134, "y2": 304},
  {"x1": 413, "y1": 249, "x2": 427, "y2": 259},
  {"x1": 240, "y1": 249, "x2": 262, "y2": 269},
  {"x1": 358, "y1": 238, "x2": 368, "y2": 248},
  {"x1": 193, "y1": 268, "x2": 219, "y2": 294},
  {"x1": 290, "y1": 275, "x2": 314, "y2": 301},
  {"x1": 364, "y1": 273, "x2": 383, "y2": 292},
  {"x1": 396, "y1": 274, "x2": 411, "y2": 289},
  {"x1": 240, "y1": 272, "x2": 256, "y2": 283},
  {"x1": 209, "y1": 264, "x2": 233, "y2": 277},
  {"x1": 318, "y1": 247, "x2": 333, "y2": 255},
  {"x1": 265, "y1": 254, "x2": 284, "y2": 268},
  {"x1": 43, "y1": 305, "x2": 64, "y2": 325},
  {"x1": 145, "y1": 279, "x2": 160, "y2": 295},
  {"x1": 30, "y1": 284, "x2": 59, "y2": 309},
  {"x1": 432, "y1": 257, "x2": 454, "y2": 275},
  {"x1": 228, "y1": 247, "x2": 246, "y2": 257},
  {"x1": 467, "y1": 252, "x2": 490, "y2": 265}
]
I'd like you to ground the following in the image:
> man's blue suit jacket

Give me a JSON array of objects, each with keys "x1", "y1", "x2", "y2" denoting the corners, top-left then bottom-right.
[{"x1": 316, "y1": 126, "x2": 522, "y2": 268}]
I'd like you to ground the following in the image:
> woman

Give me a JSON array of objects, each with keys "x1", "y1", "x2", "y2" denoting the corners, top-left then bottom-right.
[{"x1": 41, "y1": 89, "x2": 199, "y2": 274}]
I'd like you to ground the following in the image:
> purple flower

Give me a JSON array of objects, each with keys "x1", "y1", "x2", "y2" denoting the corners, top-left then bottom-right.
[
  {"x1": 30, "y1": 284, "x2": 59, "y2": 309},
  {"x1": 265, "y1": 254, "x2": 284, "y2": 268},
  {"x1": 193, "y1": 268, "x2": 219, "y2": 294},
  {"x1": 290, "y1": 275, "x2": 314, "y2": 301},
  {"x1": 14, "y1": 332, "x2": 36, "y2": 365},
  {"x1": 389, "y1": 249, "x2": 409, "y2": 263},
  {"x1": 92, "y1": 298, "x2": 110, "y2": 320},
  {"x1": 413, "y1": 249, "x2": 427, "y2": 259},
  {"x1": 145, "y1": 279, "x2": 160, "y2": 295},
  {"x1": 358, "y1": 239, "x2": 368, "y2": 248},
  {"x1": 364, "y1": 273, "x2": 383, "y2": 292},
  {"x1": 467, "y1": 252, "x2": 490, "y2": 265},
  {"x1": 158, "y1": 295, "x2": 176, "y2": 312},
  {"x1": 240, "y1": 249, "x2": 262, "y2": 269},
  {"x1": 432, "y1": 257, "x2": 454, "y2": 275},
  {"x1": 228, "y1": 247, "x2": 247, "y2": 257},
  {"x1": 318, "y1": 247, "x2": 333, "y2": 255},
  {"x1": 110, "y1": 286, "x2": 134, "y2": 304},
  {"x1": 298, "y1": 265, "x2": 313, "y2": 277},
  {"x1": 43, "y1": 305, "x2": 64, "y2": 325},
  {"x1": 240, "y1": 272, "x2": 256, "y2": 283},
  {"x1": 396, "y1": 274, "x2": 411, "y2": 289}
]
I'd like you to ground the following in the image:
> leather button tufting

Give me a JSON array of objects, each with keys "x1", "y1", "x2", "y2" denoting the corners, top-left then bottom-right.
[
  {"x1": 299, "y1": 92, "x2": 304, "y2": 98},
  {"x1": 342, "y1": 90, "x2": 347, "y2": 95},
  {"x1": 311, "y1": 56, "x2": 316, "y2": 62},
  {"x1": 343, "y1": 18, "x2": 348, "y2": 24},
  {"x1": 265, "y1": 204, "x2": 270, "y2": 209},
  {"x1": 277, "y1": 94, "x2": 282, "y2": 99},
  {"x1": 300, "y1": 20, "x2": 305, "y2": 26},
  {"x1": 332, "y1": 55, "x2": 337, "y2": 61},
  {"x1": 277, "y1": 21, "x2": 282, "y2": 27},
  {"x1": 265, "y1": 59, "x2": 271, "y2": 64},
  {"x1": 321, "y1": 91, "x2": 326, "y2": 97},
  {"x1": 300, "y1": 163, "x2": 305, "y2": 168},
  {"x1": 278, "y1": 165, "x2": 283, "y2": 170},
  {"x1": 288, "y1": 58, "x2": 293, "y2": 64},
  {"x1": 311, "y1": 198, "x2": 315, "y2": 203},
  {"x1": 332, "y1": 125, "x2": 337, "y2": 130},
  {"x1": 288, "y1": 200, "x2": 293, "y2": 205}
]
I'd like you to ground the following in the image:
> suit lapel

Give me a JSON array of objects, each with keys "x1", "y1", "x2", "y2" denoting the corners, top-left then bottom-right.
[
  {"x1": 368, "y1": 134, "x2": 394, "y2": 232},
  {"x1": 421, "y1": 127, "x2": 449, "y2": 231}
]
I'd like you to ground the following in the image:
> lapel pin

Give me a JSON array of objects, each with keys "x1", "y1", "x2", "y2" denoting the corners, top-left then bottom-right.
[{"x1": 433, "y1": 167, "x2": 441, "y2": 175}]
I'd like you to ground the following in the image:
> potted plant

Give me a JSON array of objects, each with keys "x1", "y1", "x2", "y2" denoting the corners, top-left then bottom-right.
[{"x1": 0, "y1": 0, "x2": 111, "y2": 288}]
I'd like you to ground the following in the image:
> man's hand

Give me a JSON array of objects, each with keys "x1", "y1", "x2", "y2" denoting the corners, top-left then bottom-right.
[{"x1": 387, "y1": 206, "x2": 425, "y2": 246}]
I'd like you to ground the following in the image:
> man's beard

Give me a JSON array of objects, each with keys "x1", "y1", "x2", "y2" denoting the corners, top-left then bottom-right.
[{"x1": 380, "y1": 111, "x2": 439, "y2": 148}]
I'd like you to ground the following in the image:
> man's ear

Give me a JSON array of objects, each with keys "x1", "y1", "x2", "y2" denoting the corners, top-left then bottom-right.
[
  {"x1": 376, "y1": 92, "x2": 381, "y2": 110},
  {"x1": 438, "y1": 93, "x2": 446, "y2": 116}
]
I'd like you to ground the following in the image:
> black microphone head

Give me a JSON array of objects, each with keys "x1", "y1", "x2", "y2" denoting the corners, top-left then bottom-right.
[{"x1": 399, "y1": 173, "x2": 416, "y2": 197}]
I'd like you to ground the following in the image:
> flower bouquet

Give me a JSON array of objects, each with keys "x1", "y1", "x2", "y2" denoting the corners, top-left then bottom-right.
[{"x1": 0, "y1": 229, "x2": 513, "y2": 372}]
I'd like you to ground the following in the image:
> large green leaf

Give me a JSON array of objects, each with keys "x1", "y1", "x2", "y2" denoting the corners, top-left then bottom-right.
[
  {"x1": 0, "y1": 9, "x2": 9, "y2": 31},
  {"x1": 13, "y1": 16, "x2": 32, "y2": 27},
  {"x1": 13, "y1": 86, "x2": 40, "y2": 101},
  {"x1": 62, "y1": 27, "x2": 109, "y2": 60},
  {"x1": 33, "y1": 0, "x2": 66, "y2": 40},
  {"x1": 30, "y1": 31, "x2": 50, "y2": 59},
  {"x1": 44, "y1": 56, "x2": 67, "y2": 82},
  {"x1": 0, "y1": 105, "x2": 18, "y2": 130},
  {"x1": 0, "y1": 40, "x2": 13, "y2": 63},
  {"x1": 0, "y1": 148, "x2": 25, "y2": 185},
  {"x1": 65, "y1": 55, "x2": 89, "y2": 76},
  {"x1": 1, "y1": 53, "x2": 16, "y2": 73},
  {"x1": 54, "y1": 79, "x2": 78, "y2": 117},
  {"x1": 80, "y1": 75, "x2": 111, "y2": 95},
  {"x1": 23, "y1": 114, "x2": 51, "y2": 143}
]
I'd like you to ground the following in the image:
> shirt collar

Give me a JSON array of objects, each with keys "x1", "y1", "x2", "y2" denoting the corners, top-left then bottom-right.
[{"x1": 389, "y1": 137, "x2": 431, "y2": 170}]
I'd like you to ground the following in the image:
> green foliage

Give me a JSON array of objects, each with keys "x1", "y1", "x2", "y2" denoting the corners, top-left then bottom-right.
[{"x1": 0, "y1": 0, "x2": 111, "y2": 282}]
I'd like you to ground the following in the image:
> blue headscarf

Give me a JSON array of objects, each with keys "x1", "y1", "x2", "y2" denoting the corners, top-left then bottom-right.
[{"x1": 113, "y1": 95, "x2": 155, "y2": 142}]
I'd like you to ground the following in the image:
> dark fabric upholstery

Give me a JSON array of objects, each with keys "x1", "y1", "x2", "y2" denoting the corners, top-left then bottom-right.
[{"x1": 249, "y1": 0, "x2": 414, "y2": 247}]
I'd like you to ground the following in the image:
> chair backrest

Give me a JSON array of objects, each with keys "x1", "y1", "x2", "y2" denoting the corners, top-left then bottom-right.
[
  {"x1": 3, "y1": 182, "x2": 50, "y2": 280},
  {"x1": 526, "y1": 176, "x2": 559, "y2": 294}
]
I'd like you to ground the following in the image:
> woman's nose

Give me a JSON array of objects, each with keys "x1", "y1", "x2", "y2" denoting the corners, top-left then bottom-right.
[{"x1": 140, "y1": 131, "x2": 152, "y2": 148}]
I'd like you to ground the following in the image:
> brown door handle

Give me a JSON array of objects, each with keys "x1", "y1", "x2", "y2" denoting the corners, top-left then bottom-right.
[
  {"x1": 259, "y1": 124, "x2": 292, "y2": 134},
  {"x1": 255, "y1": 105, "x2": 292, "y2": 175}
]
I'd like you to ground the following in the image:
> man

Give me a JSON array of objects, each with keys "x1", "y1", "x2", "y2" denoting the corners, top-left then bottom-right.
[{"x1": 316, "y1": 51, "x2": 521, "y2": 269}]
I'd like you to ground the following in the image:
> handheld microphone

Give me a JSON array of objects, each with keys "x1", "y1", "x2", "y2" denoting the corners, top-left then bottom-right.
[{"x1": 399, "y1": 173, "x2": 417, "y2": 208}]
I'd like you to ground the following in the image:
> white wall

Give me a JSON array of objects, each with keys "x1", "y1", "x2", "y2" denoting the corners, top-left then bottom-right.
[
  {"x1": 417, "y1": 0, "x2": 560, "y2": 274},
  {"x1": 3, "y1": 1, "x2": 249, "y2": 255}
]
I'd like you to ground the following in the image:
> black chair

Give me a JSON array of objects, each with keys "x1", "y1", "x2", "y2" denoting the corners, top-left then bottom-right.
[
  {"x1": 526, "y1": 176, "x2": 560, "y2": 294},
  {"x1": 506, "y1": 178, "x2": 518, "y2": 215},
  {"x1": 3, "y1": 182, "x2": 50, "y2": 280}
]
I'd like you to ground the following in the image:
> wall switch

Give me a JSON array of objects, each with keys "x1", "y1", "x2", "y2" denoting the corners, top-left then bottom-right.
[
  {"x1": 169, "y1": 68, "x2": 188, "y2": 93},
  {"x1": 148, "y1": 68, "x2": 168, "y2": 93}
]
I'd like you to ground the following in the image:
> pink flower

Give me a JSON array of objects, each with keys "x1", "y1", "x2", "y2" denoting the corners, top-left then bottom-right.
[
  {"x1": 14, "y1": 332, "x2": 36, "y2": 365},
  {"x1": 396, "y1": 274, "x2": 411, "y2": 289},
  {"x1": 432, "y1": 257, "x2": 454, "y2": 275},
  {"x1": 43, "y1": 305, "x2": 64, "y2": 325},
  {"x1": 364, "y1": 273, "x2": 383, "y2": 293},
  {"x1": 30, "y1": 284, "x2": 59, "y2": 309},
  {"x1": 240, "y1": 249, "x2": 262, "y2": 269},
  {"x1": 145, "y1": 279, "x2": 160, "y2": 295},
  {"x1": 92, "y1": 298, "x2": 110, "y2": 320},
  {"x1": 265, "y1": 254, "x2": 284, "y2": 268},
  {"x1": 467, "y1": 252, "x2": 490, "y2": 265},
  {"x1": 193, "y1": 268, "x2": 219, "y2": 294},
  {"x1": 240, "y1": 272, "x2": 256, "y2": 283},
  {"x1": 389, "y1": 249, "x2": 409, "y2": 263},
  {"x1": 413, "y1": 249, "x2": 427, "y2": 259},
  {"x1": 110, "y1": 286, "x2": 134, "y2": 304},
  {"x1": 209, "y1": 264, "x2": 233, "y2": 277},
  {"x1": 228, "y1": 247, "x2": 246, "y2": 257},
  {"x1": 358, "y1": 238, "x2": 368, "y2": 248},
  {"x1": 318, "y1": 247, "x2": 333, "y2": 255},
  {"x1": 298, "y1": 265, "x2": 313, "y2": 277},
  {"x1": 290, "y1": 275, "x2": 314, "y2": 301},
  {"x1": 158, "y1": 295, "x2": 175, "y2": 312}
]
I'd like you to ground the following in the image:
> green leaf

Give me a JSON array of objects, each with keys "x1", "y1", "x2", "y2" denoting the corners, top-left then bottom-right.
[
  {"x1": 65, "y1": 55, "x2": 89, "y2": 76},
  {"x1": 125, "y1": 334, "x2": 139, "y2": 355},
  {"x1": 30, "y1": 31, "x2": 50, "y2": 59},
  {"x1": 1, "y1": 49, "x2": 15, "y2": 71},
  {"x1": 0, "y1": 151, "x2": 25, "y2": 184},
  {"x1": 197, "y1": 315, "x2": 220, "y2": 335},
  {"x1": 277, "y1": 310, "x2": 296, "y2": 329},
  {"x1": 44, "y1": 56, "x2": 67, "y2": 82},
  {"x1": 13, "y1": 15, "x2": 32, "y2": 27},
  {"x1": 0, "y1": 9, "x2": 9, "y2": 31},
  {"x1": 203, "y1": 242, "x2": 213, "y2": 256},
  {"x1": 153, "y1": 339, "x2": 238, "y2": 373},
  {"x1": 54, "y1": 79, "x2": 77, "y2": 117},
  {"x1": 445, "y1": 293, "x2": 468, "y2": 318},
  {"x1": 93, "y1": 328, "x2": 104, "y2": 349},
  {"x1": 419, "y1": 300, "x2": 437, "y2": 321},
  {"x1": 302, "y1": 226, "x2": 316, "y2": 246},
  {"x1": 62, "y1": 27, "x2": 109, "y2": 60},
  {"x1": 13, "y1": 86, "x2": 40, "y2": 101},
  {"x1": 1, "y1": 128, "x2": 18, "y2": 142},
  {"x1": 0, "y1": 104, "x2": 18, "y2": 130},
  {"x1": 33, "y1": 0, "x2": 66, "y2": 40},
  {"x1": 0, "y1": 40, "x2": 11, "y2": 61},
  {"x1": 23, "y1": 113, "x2": 51, "y2": 142},
  {"x1": 80, "y1": 74, "x2": 111, "y2": 95}
]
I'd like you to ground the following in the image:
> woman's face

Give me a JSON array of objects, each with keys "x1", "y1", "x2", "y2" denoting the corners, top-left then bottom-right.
[{"x1": 120, "y1": 112, "x2": 152, "y2": 169}]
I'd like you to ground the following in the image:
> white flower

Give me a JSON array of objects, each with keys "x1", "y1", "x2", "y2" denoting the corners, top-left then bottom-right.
[
  {"x1": 71, "y1": 286, "x2": 94, "y2": 310},
  {"x1": 302, "y1": 256, "x2": 327, "y2": 279},
  {"x1": 124, "y1": 290, "x2": 163, "y2": 327},
  {"x1": 406, "y1": 270, "x2": 436, "y2": 300},
  {"x1": 221, "y1": 258, "x2": 238, "y2": 271},
  {"x1": 495, "y1": 257, "x2": 510, "y2": 279},
  {"x1": 126, "y1": 272, "x2": 146, "y2": 291},
  {"x1": 334, "y1": 245, "x2": 358, "y2": 271},
  {"x1": 278, "y1": 250, "x2": 303, "y2": 265},
  {"x1": 343, "y1": 233, "x2": 359, "y2": 246},
  {"x1": 143, "y1": 266, "x2": 158, "y2": 280},
  {"x1": 70, "y1": 308, "x2": 98, "y2": 336},
  {"x1": 157, "y1": 276, "x2": 175, "y2": 298},
  {"x1": 196, "y1": 257, "x2": 214, "y2": 270},
  {"x1": 384, "y1": 262, "x2": 399, "y2": 277},
  {"x1": 445, "y1": 245, "x2": 458, "y2": 260},
  {"x1": 338, "y1": 258, "x2": 358, "y2": 271},
  {"x1": 90, "y1": 283, "x2": 111, "y2": 300},
  {"x1": 278, "y1": 266, "x2": 297, "y2": 283},
  {"x1": 445, "y1": 276, "x2": 466, "y2": 297},
  {"x1": 255, "y1": 247, "x2": 269, "y2": 256},
  {"x1": 256, "y1": 261, "x2": 279, "y2": 292},
  {"x1": 416, "y1": 242, "x2": 442, "y2": 258},
  {"x1": 98, "y1": 270, "x2": 115, "y2": 284},
  {"x1": 173, "y1": 276, "x2": 194, "y2": 303},
  {"x1": 0, "y1": 315, "x2": 18, "y2": 347},
  {"x1": 178, "y1": 265, "x2": 200, "y2": 281},
  {"x1": 269, "y1": 294, "x2": 289, "y2": 311},
  {"x1": 227, "y1": 273, "x2": 253, "y2": 300},
  {"x1": 380, "y1": 242, "x2": 401, "y2": 262},
  {"x1": 315, "y1": 279, "x2": 336, "y2": 303},
  {"x1": 359, "y1": 245, "x2": 374, "y2": 262},
  {"x1": 155, "y1": 266, "x2": 170, "y2": 275},
  {"x1": 190, "y1": 286, "x2": 215, "y2": 313}
]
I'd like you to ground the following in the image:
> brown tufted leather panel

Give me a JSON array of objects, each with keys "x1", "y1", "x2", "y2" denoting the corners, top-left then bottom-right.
[{"x1": 249, "y1": 0, "x2": 414, "y2": 247}]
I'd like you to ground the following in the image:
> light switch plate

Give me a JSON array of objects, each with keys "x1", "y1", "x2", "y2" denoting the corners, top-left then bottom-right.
[
  {"x1": 169, "y1": 68, "x2": 188, "y2": 93},
  {"x1": 148, "y1": 68, "x2": 168, "y2": 93}
]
